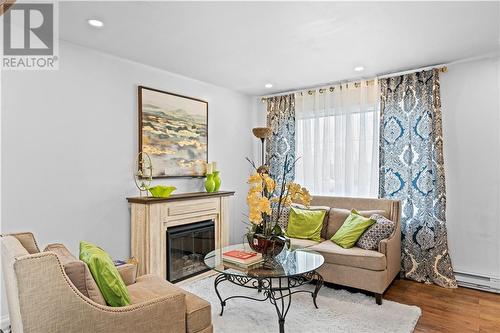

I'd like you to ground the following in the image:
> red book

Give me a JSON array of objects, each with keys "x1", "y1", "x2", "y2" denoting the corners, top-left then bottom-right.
[
  {"x1": 223, "y1": 250, "x2": 257, "y2": 260},
  {"x1": 223, "y1": 250, "x2": 263, "y2": 266}
]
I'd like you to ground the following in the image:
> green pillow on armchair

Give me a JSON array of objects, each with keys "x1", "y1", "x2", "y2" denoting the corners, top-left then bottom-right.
[{"x1": 79, "y1": 241, "x2": 131, "y2": 307}]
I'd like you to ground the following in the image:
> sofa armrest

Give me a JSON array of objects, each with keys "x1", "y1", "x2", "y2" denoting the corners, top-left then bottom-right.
[
  {"x1": 117, "y1": 263, "x2": 137, "y2": 286},
  {"x1": 378, "y1": 221, "x2": 401, "y2": 282}
]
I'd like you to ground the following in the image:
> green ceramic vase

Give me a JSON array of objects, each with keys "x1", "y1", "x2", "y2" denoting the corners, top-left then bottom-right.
[
  {"x1": 213, "y1": 171, "x2": 221, "y2": 192},
  {"x1": 204, "y1": 173, "x2": 215, "y2": 193}
]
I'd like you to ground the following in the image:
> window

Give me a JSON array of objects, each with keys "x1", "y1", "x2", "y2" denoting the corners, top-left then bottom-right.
[{"x1": 294, "y1": 81, "x2": 379, "y2": 197}]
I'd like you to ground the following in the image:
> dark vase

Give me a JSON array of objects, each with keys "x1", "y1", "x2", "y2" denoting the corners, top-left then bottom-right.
[{"x1": 247, "y1": 232, "x2": 287, "y2": 262}]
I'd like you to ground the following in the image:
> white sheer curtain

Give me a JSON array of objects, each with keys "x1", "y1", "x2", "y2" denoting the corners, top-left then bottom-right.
[{"x1": 295, "y1": 80, "x2": 379, "y2": 197}]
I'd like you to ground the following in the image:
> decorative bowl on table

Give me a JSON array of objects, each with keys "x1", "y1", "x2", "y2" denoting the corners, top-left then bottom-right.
[
  {"x1": 148, "y1": 185, "x2": 176, "y2": 198},
  {"x1": 247, "y1": 233, "x2": 288, "y2": 257}
]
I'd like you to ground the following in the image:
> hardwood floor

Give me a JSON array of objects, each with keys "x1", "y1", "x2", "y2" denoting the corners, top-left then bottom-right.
[{"x1": 385, "y1": 279, "x2": 500, "y2": 333}]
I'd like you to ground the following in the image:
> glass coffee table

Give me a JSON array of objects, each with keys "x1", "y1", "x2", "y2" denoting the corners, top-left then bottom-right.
[{"x1": 204, "y1": 244, "x2": 325, "y2": 333}]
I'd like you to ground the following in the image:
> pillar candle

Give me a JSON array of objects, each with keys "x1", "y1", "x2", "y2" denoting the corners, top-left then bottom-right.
[{"x1": 212, "y1": 161, "x2": 217, "y2": 172}]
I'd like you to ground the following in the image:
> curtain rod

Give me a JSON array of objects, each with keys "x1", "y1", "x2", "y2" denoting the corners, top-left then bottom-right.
[
  {"x1": 260, "y1": 64, "x2": 448, "y2": 100},
  {"x1": 260, "y1": 79, "x2": 376, "y2": 100},
  {"x1": 377, "y1": 63, "x2": 447, "y2": 79}
]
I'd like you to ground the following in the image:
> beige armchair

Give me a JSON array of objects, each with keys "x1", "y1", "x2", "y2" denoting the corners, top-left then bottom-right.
[{"x1": 1, "y1": 232, "x2": 212, "y2": 333}]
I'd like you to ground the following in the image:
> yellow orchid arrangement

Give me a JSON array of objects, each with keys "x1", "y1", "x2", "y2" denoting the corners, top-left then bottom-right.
[{"x1": 246, "y1": 156, "x2": 311, "y2": 237}]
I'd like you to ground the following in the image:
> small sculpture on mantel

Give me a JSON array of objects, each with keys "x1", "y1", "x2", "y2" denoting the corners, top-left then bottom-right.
[{"x1": 134, "y1": 152, "x2": 153, "y2": 196}]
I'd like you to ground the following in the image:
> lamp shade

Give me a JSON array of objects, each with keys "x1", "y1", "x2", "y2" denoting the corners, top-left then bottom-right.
[{"x1": 252, "y1": 127, "x2": 272, "y2": 139}]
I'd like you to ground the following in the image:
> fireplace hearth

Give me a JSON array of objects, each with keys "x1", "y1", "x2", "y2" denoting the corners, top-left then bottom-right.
[{"x1": 166, "y1": 220, "x2": 215, "y2": 283}]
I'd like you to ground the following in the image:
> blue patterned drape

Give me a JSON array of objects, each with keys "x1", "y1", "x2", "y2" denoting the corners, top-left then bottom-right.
[
  {"x1": 265, "y1": 94, "x2": 295, "y2": 185},
  {"x1": 379, "y1": 69, "x2": 457, "y2": 288}
]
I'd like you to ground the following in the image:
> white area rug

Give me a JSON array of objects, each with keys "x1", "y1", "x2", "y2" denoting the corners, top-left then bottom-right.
[{"x1": 181, "y1": 276, "x2": 421, "y2": 333}]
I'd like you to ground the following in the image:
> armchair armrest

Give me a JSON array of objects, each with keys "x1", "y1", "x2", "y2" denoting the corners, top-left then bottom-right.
[
  {"x1": 378, "y1": 221, "x2": 401, "y2": 282},
  {"x1": 90, "y1": 293, "x2": 186, "y2": 332},
  {"x1": 117, "y1": 263, "x2": 137, "y2": 286},
  {"x1": 14, "y1": 252, "x2": 186, "y2": 333}
]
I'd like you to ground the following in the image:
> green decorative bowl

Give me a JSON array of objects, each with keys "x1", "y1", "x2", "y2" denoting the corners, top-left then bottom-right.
[{"x1": 148, "y1": 185, "x2": 177, "y2": 198}]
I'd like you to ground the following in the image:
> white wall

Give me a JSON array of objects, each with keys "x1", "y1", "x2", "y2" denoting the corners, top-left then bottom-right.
[
  {"x1": 0, "y1": 41, "x2": 254, "y2": 319},
  {"x1": 441, "y1": 56, "x2": 500, "y2": 279}
]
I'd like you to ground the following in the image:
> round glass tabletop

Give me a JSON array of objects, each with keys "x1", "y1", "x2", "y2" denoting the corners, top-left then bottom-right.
[{"x1": 204, "y1": 243, "x2": 324, "y2": 278}]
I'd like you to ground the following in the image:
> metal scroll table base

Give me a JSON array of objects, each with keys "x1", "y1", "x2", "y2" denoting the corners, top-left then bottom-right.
[{"x1": 213, "y1": 271, "x2": 324, "y2": 333}]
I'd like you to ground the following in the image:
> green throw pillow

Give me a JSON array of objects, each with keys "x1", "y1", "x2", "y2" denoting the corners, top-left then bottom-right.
[
  {"x1": 331, "y1": 209, "x2": 375, "y2": 248},
  {"x1": 79, "y1": 241, "x2": 131, "y2": 307},
  {"x1": 286, "y1": 206, "x2": 326, "y2": 242}
]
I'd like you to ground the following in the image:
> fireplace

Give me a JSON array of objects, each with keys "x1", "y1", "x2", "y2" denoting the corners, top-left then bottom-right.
[{"x1": 166, "y1": 219, "x2": 215, "y2": 283}]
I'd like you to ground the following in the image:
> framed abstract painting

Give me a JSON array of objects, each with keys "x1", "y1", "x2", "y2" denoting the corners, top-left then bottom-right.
[{"x1": 138, "y1": 86, "x2": 208, "y2": 178}]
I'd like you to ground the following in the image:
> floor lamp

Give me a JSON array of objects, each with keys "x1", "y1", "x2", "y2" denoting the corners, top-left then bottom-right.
[{"x1": 252, "y1": 127, "x2": 272, "y2": 172}]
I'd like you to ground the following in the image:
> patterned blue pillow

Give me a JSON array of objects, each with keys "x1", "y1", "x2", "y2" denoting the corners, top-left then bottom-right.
[{"x1": 356, "y1": 214, "x2": 396, "y2": 250}]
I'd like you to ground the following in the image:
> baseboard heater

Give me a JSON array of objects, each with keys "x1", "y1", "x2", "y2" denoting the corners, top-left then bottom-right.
[{"x1": 454, "y1": 271, "x2": 500, "y2": 294}]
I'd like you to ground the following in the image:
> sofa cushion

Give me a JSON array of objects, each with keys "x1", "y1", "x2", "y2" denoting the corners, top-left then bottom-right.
[
  {"x1": 331, "y1": 210, "x2": 376, "y2": 248},
  {"x1": 116, "y1": 263, "x2": 137, "y2": 286},
  {"x1": 289, "y1": 237, "x2": 321, "y2": 250},
  {"x1": 356, "y1": 214, "x2": 396, "y2": 250},
  {"x1": 128, "y1": 275, "x2": 211, "y2": 333},
  {"x1": 292, "y1": 204, "x2": 330, "y2": 238},
  {"x1": 44, "y1": 243, "x2": 107, "y2": 305},
  {"x1": 309, "y1": 241, "x2": 386, "y2": 271},
  {"x1": 286, "y1": 206, "x2": 326, "y2": 241},
  {"x1": 10, "y1": 232, "x2": 40, "y2": 254},
  {"x1": 326, "y1": 208, "x2": 387, "y2": 239}
]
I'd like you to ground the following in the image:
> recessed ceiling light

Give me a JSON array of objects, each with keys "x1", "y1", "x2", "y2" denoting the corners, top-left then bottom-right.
[
  {"x1": 87, "y1": 19, "x2": 104, "y2": 28},
  {"x1": 264, "y1": 83, "x2": 273, "y2": 88},
  {"x1": 354, "y1": 66, "x2": 365, "y2": 72}
]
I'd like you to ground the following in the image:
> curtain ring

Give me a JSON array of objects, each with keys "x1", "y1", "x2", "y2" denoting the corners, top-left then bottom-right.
[
  {"x1": 319, "y1": 88, "x2": 324, "y2": 93},
  {"x1": 308, "y1": 90, "x2": 314, "y2": 95},
  {"x1": 329, "y1": 87, "x2": 334, "y2": 92}
]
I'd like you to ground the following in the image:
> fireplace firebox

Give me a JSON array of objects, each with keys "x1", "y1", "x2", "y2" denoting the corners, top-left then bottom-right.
[{"x1": 166, "y1": 220, "x2": 215, "y2": 283}]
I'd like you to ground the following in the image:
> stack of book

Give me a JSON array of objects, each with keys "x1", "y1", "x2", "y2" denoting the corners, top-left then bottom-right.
[{"x1": 222, "y1": 250, "x2": 263, "y2": 271}]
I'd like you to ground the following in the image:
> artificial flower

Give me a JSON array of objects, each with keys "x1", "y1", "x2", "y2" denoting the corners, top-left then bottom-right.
[
  {"x1": 287, "y1": 183, "x2": 301, "y2": 197},
  {"x1": 257, "y1": 196, "x2": 272, "y2": 215},
  {"x1": 245, "y1": 159, "x2": 310, "y2": 234},
  {"x1": 301, "y1": 187, "x2": 312, "y2": 206},
  {"x1": 248, "y1": 173, "x2": 263, "y2": 185},
  {"x1": 262, "y1": 174, "x2": 276, "y2": 193}
]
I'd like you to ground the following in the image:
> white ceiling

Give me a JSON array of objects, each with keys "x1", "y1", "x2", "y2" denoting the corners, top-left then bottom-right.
[{"x1": 60, "y1": 1, "x2": 500, "y2": 96}]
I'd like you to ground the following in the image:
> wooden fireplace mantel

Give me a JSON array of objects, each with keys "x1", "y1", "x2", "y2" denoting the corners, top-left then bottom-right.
[
  {"x1": 126, "y1": 191, "x2": 235, "y2": 204},
  {"x1": 127, "y1": 191, "x2": 235, "y2": 278}
]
